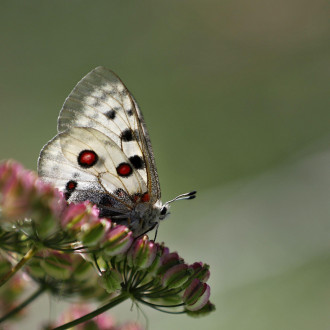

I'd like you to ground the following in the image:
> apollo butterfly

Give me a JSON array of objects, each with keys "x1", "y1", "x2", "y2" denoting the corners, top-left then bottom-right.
[{"x1": 38, "y1": 67, "x2": 196, "y2": 237}]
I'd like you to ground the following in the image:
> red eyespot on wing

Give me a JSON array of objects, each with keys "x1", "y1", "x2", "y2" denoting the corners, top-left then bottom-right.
[
  {"x1": 66, "y1": 180, "x2": 77, "y2": 191},
  {"x1": 116, "y1": 163, "x2": 132, "y2": 177},
  {"x1": 141, "y1": 193, "x2": 150, "y2": 203},
  {"x1": 78, "y1": 150, "x2": 98, "y2": 168},
  {"x1": 65, "y1": 180, "x2": 77, "y2": 200}
]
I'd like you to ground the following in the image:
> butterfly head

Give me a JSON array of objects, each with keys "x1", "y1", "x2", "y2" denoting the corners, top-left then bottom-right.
[
  {"x1": 158, "y1": 204, "x2": 169, "y2": 220},
  {"x1": 158, "y1": 190, "x2": 197, "y2": 221}
]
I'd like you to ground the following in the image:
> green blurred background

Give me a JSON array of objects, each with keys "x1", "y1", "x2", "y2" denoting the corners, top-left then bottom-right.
[{"x1": 1, "y1": 1, "x2": 329, "y2": 329}]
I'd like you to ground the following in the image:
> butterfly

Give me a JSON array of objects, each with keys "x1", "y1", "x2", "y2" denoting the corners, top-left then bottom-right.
[{"x1": 38, "y1": 67, "x2": 196, "y2": 237}]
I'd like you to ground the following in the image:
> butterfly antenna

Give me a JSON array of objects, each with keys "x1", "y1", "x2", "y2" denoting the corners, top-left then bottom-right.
[{"x1": 164, "y1": 190, "x2": 196, "y2": 206}]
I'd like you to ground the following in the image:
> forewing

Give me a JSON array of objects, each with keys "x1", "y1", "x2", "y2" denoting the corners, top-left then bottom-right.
[{"x1": 57, "y1": 66, "x2": 161, "y2": 202}]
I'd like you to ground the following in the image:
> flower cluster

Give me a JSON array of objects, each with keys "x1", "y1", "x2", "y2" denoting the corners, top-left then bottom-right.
[
  {"x1": 0, "y1": 160, "x2": 66, "y2": 239},
  {"x1": 0, "y1": 161, "x2": 214, "y2": 329},
  {"x1": 102, "y1": 236, "x2": 214, "y2": 314}
]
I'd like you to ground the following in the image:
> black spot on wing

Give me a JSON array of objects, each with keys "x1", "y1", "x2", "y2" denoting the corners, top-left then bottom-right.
[
  {"x1": 127, "y1": 109, "x2": 133, "y2": 116},
  {"x1": 64, "y1": 192, "x2": 71, "y2": 200},
  {"x1": 129, "y1": 155, "x2": 145, "y2": 169},
  {"x1": 121, "y1": 129, "x2": 134, "y2": 142},
  {"x1": 105, "y1": 110, "x2": 116, "y2": 120}
]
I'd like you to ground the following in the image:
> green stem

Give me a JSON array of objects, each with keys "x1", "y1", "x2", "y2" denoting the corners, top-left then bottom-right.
[
  {"x1": 134, "y1": 278, "x2": 158, "y2": 293},
  {"x1": 0, "y1": 245, "x2": 38, "y2": 287},
  {"x1": 130, "y1": 269, "x2": 141, "y2": 288},
  {"x1": 126, "y1": 266, "x2": 136, "y2": 288},
  {"x1": 0, "y1": 285, "x2": 47, "y2": 323},
  {"x1": 138, "y1": 299, "x2": 186, "y2": 314},
  {"x1": 53, "y1": 292, "x2": 130, "y2": 330},
  {"x1": 137, "y1": 298, "x2": 184, "y2": 308},
  {"x1": 141, "y1": 286, "x2": 182, "y2": 298}
]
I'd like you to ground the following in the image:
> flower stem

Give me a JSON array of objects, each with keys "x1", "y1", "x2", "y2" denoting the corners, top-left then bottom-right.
[
  {"x1": 137, "y1": 298, "x2": 185, "y2": 308},
  {"x1": 0, "y1": 245, "x2": 38, "y2": 287},
  {"x1": 0, "y1": 284, "x2": 47, "y2": 323},
  {"x1": 53, "y1": 292, "x2": 130, "y2": 330},
  {"x1": 138, "y1": 299, "x2": 186, "y2": 314}
]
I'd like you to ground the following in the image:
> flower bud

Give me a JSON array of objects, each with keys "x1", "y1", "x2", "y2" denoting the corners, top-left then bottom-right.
[
  {"x1": 0, "y1": 162, "x2": 31, "y2": 219},
  {"x1": 183, "y1": 279, "x2": 211, "y2": 311},
  {"x1": 189, "y1": 262, "x2": 210, "y2": 282},
  {"x1": 61, "y1": 202, "x2": 99, "y2": 230},
  {"x1": 157, "y1": 252, "x2": 183, "y2": 275},
  {"x1": 146, "y1": 243, "x2": 163, "y2": 274},
  {"x1": 127, "y1": 236, "x2": 157, "y2": 269},
  {"x1": 80, "y1": 220, "x2": 108, "y2": 247},
  {"x1": 0, "y1": 161, "x2": 19, "y2": 186},
  {"x1": 161, "y1": 264, "x2": 193, "y2": 288},
  {"x1": 0, "y1": 161, "x2": 67, "y2": 238},
  {"x1": 102, "y1": 225, "x2": 133, "y2": 256}
]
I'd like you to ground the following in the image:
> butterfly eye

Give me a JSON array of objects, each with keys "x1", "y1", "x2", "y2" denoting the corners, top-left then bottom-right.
[{"x1": 160, "y1": 206, "x2": 167, "y2": 216}]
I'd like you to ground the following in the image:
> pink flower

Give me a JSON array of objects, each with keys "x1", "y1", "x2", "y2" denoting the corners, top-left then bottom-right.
[
  {"x1": 183, "y1": 279, "x2": 211, "y2": 311},
  {"x1": 102, "y1": 224, "x2": 133, "y2": 256},
  {"x1": 0, "y1": 161, "x2": 215, "y2": 322},
  {"x1": 127, "y1": 236, "x2": 157, "y2": 268},
  {"x1": 0, "y1": 161, "x2": 66, "y2": 225},
  {"x1": 61, "y1": 201, "x2": 100, "y2": 229},
  {"x1": 189, "y1": 262, "x2": 210, "y2": 282}
]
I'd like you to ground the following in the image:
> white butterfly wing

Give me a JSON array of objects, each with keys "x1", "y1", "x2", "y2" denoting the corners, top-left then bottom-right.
[
  {"x1": 57, "y1": 66, "x2": 160, "y2": 202},
  {"x1": 38, "y1": 127, "x2": 150, "y2": 215},
  {"x1": 38, "y1": 133, "x2": 99, "y2": 194},
  {"x1": 60, "y1": 127, "x2": 147, "y2": 195}
]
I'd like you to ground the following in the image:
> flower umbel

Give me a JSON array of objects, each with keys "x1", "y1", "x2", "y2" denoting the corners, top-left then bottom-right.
[{"x1": 0, "y1": 161, "x2": 215, "y2": 329}]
